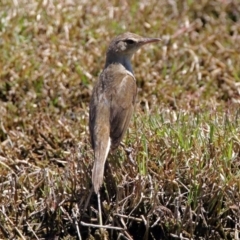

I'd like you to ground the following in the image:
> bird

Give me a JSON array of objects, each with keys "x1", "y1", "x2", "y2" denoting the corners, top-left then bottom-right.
[{"x1": 89, "y1": 32, "x2": 160, "y2": 194}]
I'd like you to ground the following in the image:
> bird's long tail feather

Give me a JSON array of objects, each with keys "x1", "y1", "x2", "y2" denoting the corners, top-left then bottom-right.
[{"x1": 92, "y1": 136, "x2": 111, "y2": 193}]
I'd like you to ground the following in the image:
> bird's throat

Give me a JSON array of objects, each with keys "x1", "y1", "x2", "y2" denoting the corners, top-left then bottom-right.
[{"x1": 105, "y1": 54, "x2": 133, "y2": 74}]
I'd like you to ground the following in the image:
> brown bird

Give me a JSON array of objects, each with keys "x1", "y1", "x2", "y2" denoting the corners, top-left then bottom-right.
[{"x1": 89, "y1": 32, "x2": 160, "y2": 194}]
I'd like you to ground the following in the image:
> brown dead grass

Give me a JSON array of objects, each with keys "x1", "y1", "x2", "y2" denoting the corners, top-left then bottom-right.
[{"x1": 0, "y1": 0, "x2": 240, "y2": 239}]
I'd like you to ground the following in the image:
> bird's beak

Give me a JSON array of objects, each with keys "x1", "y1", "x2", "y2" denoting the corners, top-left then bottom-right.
[{"x1": 139, "y1": 38, "x2": 161, "y2": 45}]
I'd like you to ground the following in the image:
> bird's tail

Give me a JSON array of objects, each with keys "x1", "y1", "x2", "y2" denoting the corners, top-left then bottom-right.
[{"x1": 92, "y1": 136, "x2": 111, "y2": 193}]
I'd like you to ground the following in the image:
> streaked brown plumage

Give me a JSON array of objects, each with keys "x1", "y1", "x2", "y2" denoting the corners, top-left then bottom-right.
[{"x1": 89, "y1": 32, "x2": 160, "y2": 193}]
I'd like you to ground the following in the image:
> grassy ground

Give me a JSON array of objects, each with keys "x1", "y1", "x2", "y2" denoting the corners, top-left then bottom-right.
[{"x1": 0, "y1": 0, "x2": 240, "y2": 239}]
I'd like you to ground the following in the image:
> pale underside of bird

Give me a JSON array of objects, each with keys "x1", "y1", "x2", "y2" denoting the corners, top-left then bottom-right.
[{"x1": 89, "y1": 32, "x2": 160, "y2": 194}]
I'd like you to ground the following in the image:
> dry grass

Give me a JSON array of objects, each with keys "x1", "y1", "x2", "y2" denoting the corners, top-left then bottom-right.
[{"x1": 0, "y1": 0, "x2": 240, "y2": 239}]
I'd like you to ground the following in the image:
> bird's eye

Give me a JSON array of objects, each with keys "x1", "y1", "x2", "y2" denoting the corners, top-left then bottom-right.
[{"x1": 125, "y1": 39, "x2": 135, "y2": 44}]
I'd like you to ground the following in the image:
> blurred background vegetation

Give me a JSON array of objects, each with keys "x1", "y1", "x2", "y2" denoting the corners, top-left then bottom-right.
[{"x1": 0, "y1": 0, "x2": 240, "y2": 239}]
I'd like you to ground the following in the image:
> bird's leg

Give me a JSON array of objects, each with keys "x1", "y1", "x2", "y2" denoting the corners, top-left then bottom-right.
[{"x1": 97, "y1": 192, "x2": 103, "y2": 227}]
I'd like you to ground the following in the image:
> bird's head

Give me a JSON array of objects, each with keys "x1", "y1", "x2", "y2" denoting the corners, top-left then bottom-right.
[{"x1": 107, "y1": 32, "x2": 161, "y2": 58}]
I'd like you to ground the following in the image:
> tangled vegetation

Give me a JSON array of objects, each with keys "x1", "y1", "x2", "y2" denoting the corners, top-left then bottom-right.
[{"x1": 0, "y1": 0, "x2": 240, "y2": 239}]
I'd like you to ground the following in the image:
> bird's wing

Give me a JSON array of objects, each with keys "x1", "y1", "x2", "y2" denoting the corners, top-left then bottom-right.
[
  {"x1": 89, "y1": 79, "x2": 110, "y2": 150},
  {"x1": 89, "y1": 76, "x2": 112, "y2": 193},
  {"x1": 89, "y1": 67, "x2": 137, "y2": 150},
  {"x1": 106, "y1": 71, "x2": 137, "y2": 149}
]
